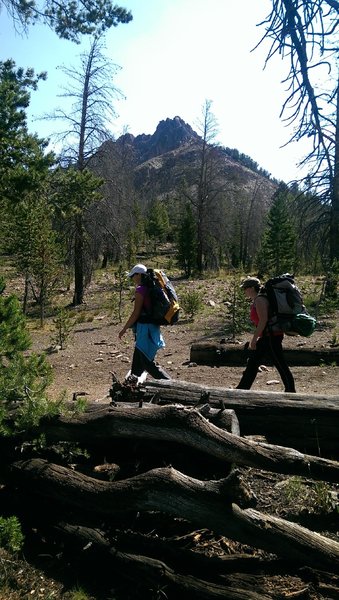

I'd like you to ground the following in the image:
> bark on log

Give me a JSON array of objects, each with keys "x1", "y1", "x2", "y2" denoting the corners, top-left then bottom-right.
[
  {"x1": 8, "y1": 458, "x2": 339, "y2": 570},
  {"x1": 57, "y1": 525, "x2": 339, "y2": 599},
  {"x1": 56, "y1": 523, "x2": 277, "y2": 600},
  {"x1": 33, "y1": 403, "x2": 339, "y2": 481},
  {"x1": 57, "y1": 523, "x2": 307, "y2": 600},
  {"x1": 119, "y1": 379, "x2": 339, "y2": 457},
  {"x1": 9, "y1": 460, "x2": 254, "y2": 514},
  {"x1": 190, "y1": 342, "x2": 339, "y2": 366}
]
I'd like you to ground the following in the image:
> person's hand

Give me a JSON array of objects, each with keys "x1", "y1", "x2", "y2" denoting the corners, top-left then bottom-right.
[
  {"x1": 249, "y1": 338, "x2": 257, "y2": 350},
  {"x1": 118, "y1": 328, "x2": 126, "y2": 339}
]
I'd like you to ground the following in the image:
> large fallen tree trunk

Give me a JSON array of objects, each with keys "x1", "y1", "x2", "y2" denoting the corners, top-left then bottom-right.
[
  {"x1": 21, "y1": 403, "x2": 339, "y2": 481},
  {"x1": 190, "y1": 342, "x2": 339, "y2": 366},
  {"x1": 114, "y1": 379, "x2": 339, "y2": 457},
  {"x1": 8, "y1": 458, "x2": 339, "y2": 571}
]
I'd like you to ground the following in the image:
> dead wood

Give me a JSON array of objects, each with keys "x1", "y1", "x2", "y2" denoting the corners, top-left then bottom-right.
[
  {"x1": 9, "y1": 460, "x2": 255, "y2": 511},
  {"x1": 61, "y1": 524, "x2": 339, "y2": 598},
  {"x1": 190, "y1": 342, "x2": 339, "y2": 366},
  {"x1": 9, "y1": 459, "x2": 339, "y2": 571},
  {"x1": 32, "y1": 402, "x2": 339, "y2": 482},
  {"x1": 116, "y1": 379, "x2": 339, "y2": 457},
  {"x1": 56, "y1": 523, "x2": 277, "y2": 600},
  {"x1": 5, "y1": 403, "x2": 328, "y2": 482}
]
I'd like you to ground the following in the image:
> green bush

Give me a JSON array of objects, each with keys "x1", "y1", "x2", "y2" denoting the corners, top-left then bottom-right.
[
  {"x1": 52, "y1": 307, "x2": 75, "y2": 349},
  {"x1": 0, "y1": 516, "x2": 24, "y2": 552},
  {"x1": 224, "y1": 277, "x2": 252, "y2": 339},
  {"x1": 180, "y1": 289, "x2": 203, "y2": 320}
]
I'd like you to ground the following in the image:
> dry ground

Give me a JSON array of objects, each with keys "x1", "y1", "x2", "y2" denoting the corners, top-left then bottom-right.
[{"x1": 26, "y1": 275, "x2": 339, "y2": 402}]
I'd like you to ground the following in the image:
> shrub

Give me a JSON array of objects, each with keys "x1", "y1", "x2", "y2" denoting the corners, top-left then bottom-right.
[
  {"x1": 180, "y1": 289, "x2": 203, "y2": 320},
  {"x1": 0, "y1": 516, "x2": 24, "y2": 552},
  {"x1": 52, "y1": 307, "x2": 75, "y2": 349}
]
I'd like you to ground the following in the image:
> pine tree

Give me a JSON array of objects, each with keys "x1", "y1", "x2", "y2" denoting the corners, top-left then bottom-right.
[
  {"x1": 176, "y1": 203, "x2": 197, "y2": 277},
  {"x1": 0, "y1": 279, "x2": 53, "y2": 433},
  {"x1": 145, "y1": 200, "x2": 170, "y2": 252},
  {"x1": 257, "y1": 184, "x2": 297, "y2": 276}
]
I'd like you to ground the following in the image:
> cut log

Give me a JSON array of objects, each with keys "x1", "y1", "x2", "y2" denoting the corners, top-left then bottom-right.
[
  {"x1": 8, "y1": 458, "x2": 339, "y2": 570},
  {"x1": 190, "y1": 342, "x2": 339, "y2": 366},
  {"x1": 118, "y1": 379, "x2": 339, "y2": 457},
  {"x1": 32, "y1": 403, "x2": 339, "y2": 481}
]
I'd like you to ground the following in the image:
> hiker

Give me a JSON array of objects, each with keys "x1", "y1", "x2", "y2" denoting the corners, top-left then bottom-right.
[
  {"x1": 118, "y1": 263, "x2": 171, "y2": 380},
  {"x1": 236, "y1": 277, "x2": 296, "y2": 393}
]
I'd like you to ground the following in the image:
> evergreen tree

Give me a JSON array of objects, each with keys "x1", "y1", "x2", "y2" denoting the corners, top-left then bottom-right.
[
  {"x1": 10, "y1": 193, "x2": 64, "y2": 324},
  {"x1": 3, "y1": 0, "x2": 132, "y2": 43},
  {"x1": 0, "y1": 279, "x2": 53, "y2": 432},
  {"x1": 257, "y1": 184, "x2": 297, "y2": 276},
  {"x1": 50, "y1": 166, "x2": 104, "y2": 305},
  {"x1": 176, "y1": 203, "x2": 197, "y2": 277},
  {"x1": 0, "y1": 59, "x2": 62, "y2": 317},
  {"x1": 145, "y1": 199, "x2": 170, "y2": 252},
  {"x1": 0, "y1": 60, "x2": 54, "y2": 204}
]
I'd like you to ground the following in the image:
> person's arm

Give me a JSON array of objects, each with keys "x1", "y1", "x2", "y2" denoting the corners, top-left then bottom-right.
[
  {"x1": 118, "y1": 291, "x2": 144, "y2": 339},
  {"x1": 249, "y1": 296, "x2": 268, "y2": 349}
]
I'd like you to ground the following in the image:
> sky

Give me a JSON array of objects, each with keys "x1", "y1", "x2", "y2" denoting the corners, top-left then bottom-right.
[{"x1": 1, "y1": 0, "x2": 314, "y2": 182}]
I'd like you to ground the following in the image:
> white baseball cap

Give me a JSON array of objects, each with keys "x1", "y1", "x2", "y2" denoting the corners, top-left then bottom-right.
[{"x1": 127, "y1": 263, "x2": 147, "y2": 277}]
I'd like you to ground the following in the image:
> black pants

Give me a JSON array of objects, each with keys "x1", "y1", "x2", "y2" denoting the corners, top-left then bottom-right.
[
  {"x1": 236, "y1": 335, "x2": 295, "y2": 392},
  {"x1": 131, "y1": 347, "x2": 171, "y2": 380}
]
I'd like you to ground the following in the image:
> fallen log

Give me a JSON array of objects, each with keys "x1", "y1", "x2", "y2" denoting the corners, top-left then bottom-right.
[
  {"x1": 190, "y1": 342, "x2": 339, "y2": 366},
  {"x1": 53, "y1": 523, "x2": 303, "y2": 600},
  {"x1": 57, "y1": 525, "x2": 339, "y2": 599},
  {"x1": 118, "y1": 379, "x2": 339, "y2": 457},
  {"x1": 31, "y1": 403, "x2": 339, "y2": 481},
  {"x1": 8, "y1": 458, "x2": 339, "y2": 570}
]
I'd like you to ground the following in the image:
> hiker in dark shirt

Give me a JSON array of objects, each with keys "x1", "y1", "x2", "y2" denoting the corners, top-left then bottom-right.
[
  {"x1": 118, "y1": 263, "x2": 170, "y2": 380},
  {"x1": 236, "y1": 277, "x2": 296, "y2": 393}
]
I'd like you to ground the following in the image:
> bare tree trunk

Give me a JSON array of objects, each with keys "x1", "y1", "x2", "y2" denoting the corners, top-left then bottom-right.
[{"x1": 72, "y1": 214, "x2": 84, "y2": 305}]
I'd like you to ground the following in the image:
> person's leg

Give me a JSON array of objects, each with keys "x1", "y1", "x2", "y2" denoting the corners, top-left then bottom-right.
[
  {"x1": 236, "y1": 337, "x2": 267, "y2": 389},
  {"x1": 132, "y1": 347, "x2": 170, "y2": 380},
  {"x1": 268, "y1": 335, "x2": 296, "y2": 392},
  {"x1": 130, "y1": 347, "x2": 145, "y2": 377},
  {"x1": 143, "y1": 355, "x2": 171, "y2": 379}
]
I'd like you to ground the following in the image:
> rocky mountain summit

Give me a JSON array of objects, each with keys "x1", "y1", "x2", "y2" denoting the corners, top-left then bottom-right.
[
  {"x1": 103, "y1": 116, "x2": 277, "y2": 201},
  {"x1": 115, "y1": 116, "x2": 201, "y2": 164}
]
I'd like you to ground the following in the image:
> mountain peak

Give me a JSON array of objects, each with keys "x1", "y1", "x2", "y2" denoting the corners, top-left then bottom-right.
[{"x1": 116, "y1": 116, "x2": 199, "y2": 163}]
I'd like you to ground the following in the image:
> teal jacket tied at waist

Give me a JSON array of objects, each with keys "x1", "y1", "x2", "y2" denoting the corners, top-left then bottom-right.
[{"x1": 133, "y1": 322, "x2": 165, "y2": 361}]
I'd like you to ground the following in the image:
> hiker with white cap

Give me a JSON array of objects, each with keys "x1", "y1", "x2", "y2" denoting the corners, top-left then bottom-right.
[{"x1": 118, "y1": 264, "x2": 170, "y2": 380}]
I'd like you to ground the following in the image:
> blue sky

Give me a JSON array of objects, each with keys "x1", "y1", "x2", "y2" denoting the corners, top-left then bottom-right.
[{"x1": 1, "y1": 0, "x2": 313, "y2": 181}]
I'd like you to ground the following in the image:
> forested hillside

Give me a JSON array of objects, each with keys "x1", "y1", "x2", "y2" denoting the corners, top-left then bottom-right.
[
  {"x1": 88, "y1": 114, "x2": 278, "y2": 273},
  {"x1": 0, "y1": 56, "x2": 335, "y2": 318}
]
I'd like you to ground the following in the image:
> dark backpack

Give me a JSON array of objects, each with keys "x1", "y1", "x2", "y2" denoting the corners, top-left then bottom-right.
[
  {"x1": 140, "y1": 268, "x2": 180, "y2": 326},
  {"x1": 262, "y1": 274, "x2": 316, "y2": 337}
]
